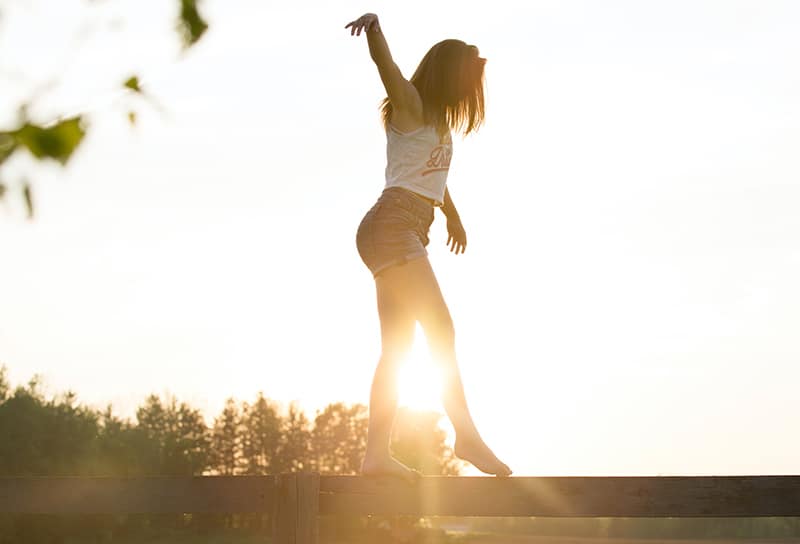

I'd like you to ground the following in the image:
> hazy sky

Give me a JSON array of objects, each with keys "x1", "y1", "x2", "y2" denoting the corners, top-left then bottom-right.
[{"x1": 2, "y1": 0, "x2": 799, "y2": 476}]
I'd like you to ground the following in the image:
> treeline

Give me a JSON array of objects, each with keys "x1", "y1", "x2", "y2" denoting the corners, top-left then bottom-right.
[
  {"x1": 0, "y1": 364, "x2": 461, "y2": 543},
  {"x1": 0, "y1": 365, "x2": 462, "y2": 478}
]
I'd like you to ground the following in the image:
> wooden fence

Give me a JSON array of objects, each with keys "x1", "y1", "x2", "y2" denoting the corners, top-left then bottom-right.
[{"x1": 2, "y1": 474, "x2": 800, "y2": 543}]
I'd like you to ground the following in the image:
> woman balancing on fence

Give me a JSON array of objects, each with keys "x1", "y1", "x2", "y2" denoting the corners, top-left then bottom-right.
[{"x1": 346, "y1": 13, "x2": 512, "y2": 481}]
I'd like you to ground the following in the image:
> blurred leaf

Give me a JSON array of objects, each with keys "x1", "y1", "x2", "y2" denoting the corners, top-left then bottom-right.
[
  {"x1": 0, "y1": 133, "x2": 16, "y2": 166},
  {"x1": 22, "y1": 181, "x2": 33, "y2": 219},
  {"x1": 0, "y1": 182, "x2": 6, "y2": 200},
  {"x1": 124, "y1": 76, "x2": 141, "y2": 93},
  {"x1": 14, "y1": 116, "x2": 86, "y2": 165},
  {"x1": 128, "y1": 111, "x2": 137, "y2": 126},
  {"x1": 177, "y1": 0, "x2": 208, "y2": 49}
]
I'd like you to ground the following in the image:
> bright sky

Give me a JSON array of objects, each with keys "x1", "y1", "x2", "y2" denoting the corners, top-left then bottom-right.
[{"x1": 1, "y1": 0, "x2": 799, "y2": 477}]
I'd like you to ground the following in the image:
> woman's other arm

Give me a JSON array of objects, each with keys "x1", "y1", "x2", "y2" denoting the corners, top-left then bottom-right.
[{"x1": 442, "y1": 186, "x2": 467, "y2": 255}]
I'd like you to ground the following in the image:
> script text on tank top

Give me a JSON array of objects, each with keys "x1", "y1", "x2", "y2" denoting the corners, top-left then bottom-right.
[{"x1": 421, "y1": 144, "x2": 452, "y2": 177}]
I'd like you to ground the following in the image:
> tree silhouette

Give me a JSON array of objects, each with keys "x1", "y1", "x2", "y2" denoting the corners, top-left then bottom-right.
[
  {"x1": 275, "y1": 401, "x2": 312, "y2": 473},
  {"x1": 94, "y1": 404, "x2": 142, "y2": 477},
  {"x1": 209, "y1": 397, "x2": 242, "y2": 475},
  {"x1": 239, "y1": 392, "x2": 282, "y2": 475},
  {"x1": 0, "y1": 375, "x2": 100, "y2": 477},
  {"x1": 134, "y1": 393, "x2": 209, "y2": 476},
  {"x1": 311, "y1": 402, "x2": 369, "y2": 475}
]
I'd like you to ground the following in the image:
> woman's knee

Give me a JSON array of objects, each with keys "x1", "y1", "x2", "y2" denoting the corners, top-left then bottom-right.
[
  {"x1": 378, "y1": 344, "x2": 409, "y2": 368},
  {"x1": 424, "y1": 310, "x2": 456, "y2": 351}
]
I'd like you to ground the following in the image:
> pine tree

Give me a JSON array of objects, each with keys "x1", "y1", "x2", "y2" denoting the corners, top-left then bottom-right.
[
  {"x1": 240, "y1": 392, "x2": 282, "y2": 474},
  {"x1": 135, "y1": 393, "x2": 210, "y2": 475},
  {"x1": 311, "y1": 402, "x2": 368, "y2": 474},
  {"x1": 275, "y1": 402, "x2": 312, "y2": 472},
  {"x1": 209, "y1": 398, "x2": 242, "y2": 475}
]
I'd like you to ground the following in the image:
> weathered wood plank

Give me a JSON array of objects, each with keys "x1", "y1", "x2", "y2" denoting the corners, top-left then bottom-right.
[
  {"x1": 319, "y1": 476, "x2": 800, "y2": 517},
  {"x1": 274, "y1": 473, "x2": 298, "y2": 544},
  {"x1": 4, "y1": 475, "x2": 800, "y2": 519},
  {"x1": 0, "y1": 476, "x2": 275, "y2": 514},
  {"x1": 296, "y1": 472, "x2": 319, "y2": 544}
]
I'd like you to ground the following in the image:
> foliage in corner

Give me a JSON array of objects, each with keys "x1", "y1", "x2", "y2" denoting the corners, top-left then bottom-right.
[{"x1": 0, "y1": 0, "x2": 209, "y2": 219}]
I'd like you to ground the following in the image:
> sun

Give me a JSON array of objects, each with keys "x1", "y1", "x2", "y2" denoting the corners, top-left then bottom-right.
[{"x1": 397, "y1": 324, "x2": 444, "y2": 411}]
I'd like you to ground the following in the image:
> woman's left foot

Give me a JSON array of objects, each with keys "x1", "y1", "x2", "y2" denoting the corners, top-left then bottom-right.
[
  {"x1": 454, "y1": 434, "x2": 512, "y2": 477},
  {"x1": 361, "y1": 454, "x2": 423, "y2": 484}
]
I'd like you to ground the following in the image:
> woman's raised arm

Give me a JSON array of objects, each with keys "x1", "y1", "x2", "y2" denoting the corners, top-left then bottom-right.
[{"x1": 345, "y1": 13, "x2": 420, "y2": 115}]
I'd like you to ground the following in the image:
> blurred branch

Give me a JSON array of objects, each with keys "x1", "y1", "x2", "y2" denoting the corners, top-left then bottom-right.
[
  {"x1": 0, "y1": 0, "x2": 208, "y2": 220},
  {"x1": 22, "y1": 180, "x2": 33, "y2": 219}
]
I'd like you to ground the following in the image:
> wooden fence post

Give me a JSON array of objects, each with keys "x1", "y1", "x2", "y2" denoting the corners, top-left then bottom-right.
[
  {"x1": 274, "y1": 473, "x2": 297, "y2": 544},
  {"x1": 273, "y1": 472, "x2": 319, "y2": 544},
  {"x1": 297, "y1": 472, "x2": 320, "y2": 544}
]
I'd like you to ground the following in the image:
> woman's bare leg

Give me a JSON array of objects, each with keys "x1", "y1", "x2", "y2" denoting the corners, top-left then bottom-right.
[
  {"x1": 360, "y1": 267, "x2": 421, "y2": 482},
  {"x1": 377, "y1": 257, "x2": 512, "y2": 477}
]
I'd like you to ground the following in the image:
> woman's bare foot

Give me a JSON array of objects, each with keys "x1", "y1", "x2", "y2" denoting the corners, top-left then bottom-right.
[
  {"x1": 361, "y1": 454, "x2": 422, "y2": 484},
  {"x1": 454, "y1": 435, "x2": 512, "y2": 477}
]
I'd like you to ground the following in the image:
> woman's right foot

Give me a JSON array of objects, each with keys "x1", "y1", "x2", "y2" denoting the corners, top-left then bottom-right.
[
  {"x1": 454, "y1": 434, "x2": 512, "y2": 477},
  {"x1": 361, "y1": 455, "x2": 422, "y2": 484}
]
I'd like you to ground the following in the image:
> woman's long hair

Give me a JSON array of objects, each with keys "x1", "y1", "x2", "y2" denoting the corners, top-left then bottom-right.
[{"x1": 381, "y1": 39, "x2": 486, "y2": 136}]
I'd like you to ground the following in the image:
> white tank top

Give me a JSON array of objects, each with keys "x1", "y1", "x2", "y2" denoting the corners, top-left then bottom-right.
[{"x1": 384, "y1": 124, "x2": 452, "y2": 206}]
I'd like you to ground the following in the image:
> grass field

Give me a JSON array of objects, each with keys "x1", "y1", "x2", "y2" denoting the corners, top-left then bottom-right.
[
  {"x1": 46, "y1": 531, "x2": 800, "y2": 544},
  {"x1": 455, "y1": 535, "x2": 800, "y2": 544}
]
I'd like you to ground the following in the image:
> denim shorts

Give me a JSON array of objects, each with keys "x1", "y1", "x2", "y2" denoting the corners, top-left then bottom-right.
[{"x1": 356, "y1": 187, "x2": 436, "y2": 278}]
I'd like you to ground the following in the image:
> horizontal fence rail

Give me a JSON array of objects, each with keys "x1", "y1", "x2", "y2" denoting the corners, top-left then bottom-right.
[
  {"x1": 320, "y1": 475, "x2": 800, "y2": 517},
  {"x1": 3, "y1": 474, "x2": 800, "y2": 543},
  {"x1": 0, "y1": 476, "x2": 275, "y2": 514}
]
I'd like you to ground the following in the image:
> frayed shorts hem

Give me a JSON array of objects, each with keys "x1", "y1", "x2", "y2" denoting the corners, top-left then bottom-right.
[{"x1": 372, "y1": 250, "x2": 428, "y2": 278}]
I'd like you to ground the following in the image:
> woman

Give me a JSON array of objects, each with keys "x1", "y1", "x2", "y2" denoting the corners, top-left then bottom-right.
[{"x1": 346, "y1": 12, "x2": 512, "y2": 480}]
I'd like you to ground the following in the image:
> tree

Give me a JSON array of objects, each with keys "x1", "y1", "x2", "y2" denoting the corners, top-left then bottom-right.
[
  {"x1": 0, "y1": 0, "x2": 208, "y2": 218},
  {"x1": 95, "y1": 403, "x2": 142, "y2": 477},
  {"x1": 134, "y1": 393, "x2": 210, "y2": 475},
  {"x1": 0, "y1": 375, "x2": 101, "y2": 477},
  {"x1": 239, "y1": 392, "x2": 282, "y2": 475},
  {"x1": 311, "y1": 402, "x2": 369, "y2": 475},
  {"x1": 209, "y1": 397, "x2": 242, "y2": 475},
  {"x1": 274, "y1": 401, "x2": 312, "y2": 473}
]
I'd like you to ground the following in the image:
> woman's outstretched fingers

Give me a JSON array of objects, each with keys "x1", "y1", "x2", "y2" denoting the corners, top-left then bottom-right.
[
  {"x1": 345, "y1": 13, "x2": 379, "y2": 36},
  {"x1": 447, "y1": 236, "x2": 465, "y2": 254},
  {"x1": 446, "y1": 217, "x2": 467, "y2": 254},
  {"x1": 344, "y1": 20, "x2": 360, "y2": 35}
]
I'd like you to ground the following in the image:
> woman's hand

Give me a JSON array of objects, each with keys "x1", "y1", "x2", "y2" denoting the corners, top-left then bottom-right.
[
  {"x1": 446, "y1": 216, "x2": 467, "y2": 255},
  {"x1": 344, "y1": 13, "x2": 380, "y2": 36}
]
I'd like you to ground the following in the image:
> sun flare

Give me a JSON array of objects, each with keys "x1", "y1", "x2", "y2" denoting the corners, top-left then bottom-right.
[{"x1": 397, "y1": 325, "x2": 444, "y2": 411}]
